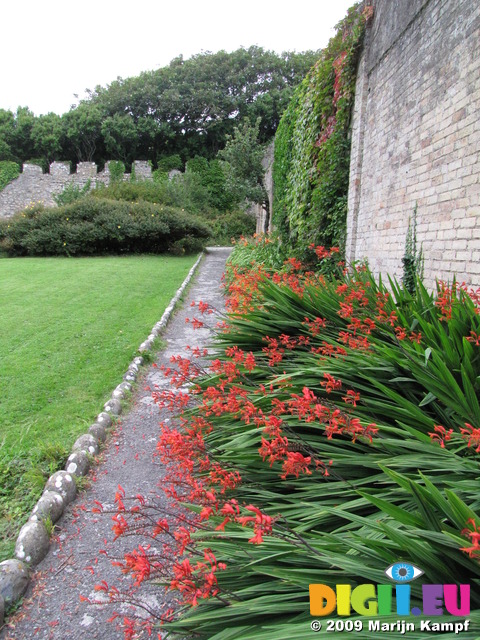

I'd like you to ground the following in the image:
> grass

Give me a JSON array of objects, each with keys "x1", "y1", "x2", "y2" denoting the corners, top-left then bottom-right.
[{"x1": 0, "y1": 253, "x2": 198, "y2": 560}]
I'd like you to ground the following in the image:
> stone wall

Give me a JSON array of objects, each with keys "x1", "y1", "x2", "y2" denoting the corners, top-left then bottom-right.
[
  {"x1": 0, "y1": 161, "x2": 152, "y2": 219},
  {"x1": 254, "y1": 141, "x2": 275, "y2": 234},
  {"x1": 346, "y1": 0, "x2": 480, "y2": 288}
]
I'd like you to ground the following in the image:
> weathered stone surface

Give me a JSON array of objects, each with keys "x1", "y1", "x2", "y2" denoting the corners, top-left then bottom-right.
[
  {"x1": 0, "y1": 559, "x2": 29, "y2": 604},
  {"x1": 138, "y1": 339, "x2": 154, "y2": 352},
  {"x1": 123, "y1": 370, "x2": 137, "y2": 382},
  {"x1": 30, "y1": 490, "x2": 64, "y2": 524},
  {"x1": 0, "y1": 160, "x2": 152, "y2": 220},
  {"x1": 112, "y1": 381, "x2": 132, "y2": 399},
  {"x1": 89, "y1": 422, "x2": 107, "y2": 443},
  {"x1": 72, "y1": 433, "x2": 99, "y2": 456},
  {"x1": 0, "y1": 593, "x2": 4, "y2": 626},
  {"x1": 15, "y1": 520, "x2": 50, "y2": 565},
  {"x1": 65, "y1": 450, "x2": 90, "y2": 476},
  {"x1": 45, "y1": 471, "x2": 77, "y2": 504},
  {"x1": 133, "y1": 356, "x2": 144, "y2": 366},
  {"x1": 104, "y1": 398, "x2": 122, "y2": 415},
  {"x1": 96, "y1": 411, "x2": 112, "y2": 427}
]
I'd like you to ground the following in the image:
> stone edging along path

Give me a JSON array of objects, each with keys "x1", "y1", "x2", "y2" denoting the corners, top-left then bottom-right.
[{"x1": 0, "y1": 250, "x2": 206, "y2": 625}]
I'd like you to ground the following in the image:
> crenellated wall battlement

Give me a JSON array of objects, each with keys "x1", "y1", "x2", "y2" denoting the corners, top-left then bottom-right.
[{"x1": 0, "y1": 161, "x2": 152, "y2": 218}]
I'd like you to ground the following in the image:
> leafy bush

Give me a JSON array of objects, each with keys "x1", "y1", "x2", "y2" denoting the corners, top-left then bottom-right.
[
  {"x1": 108, "y1": 160, "x2": 126, "y2": 183},
  {"x1": 156, "y1": 154, "x2": 183, "y2": 173},
  {"x1": 186, "y1": 157, "x2": 236, "y2": 212},
  {"x1": 208, "y1": 211, "x2": 256, "y2": 245},
  {"x1": 0, "y1": 196, "x2": 211, "y2": 256},
  {"x1": 93, "y1": 173, "x2": 211, "y2": 215},
  {"x1": 0, "y1": 161, "x2": 20, "y2": 191},
  {"x1": 90, "y1": 174, "x2": 255, "y2": 243},
  {"x1": 53, "y1": 179, "x2": 91, "y2": 206},
  {"x1": 92, "y1": 180, "x2": 165, "y2": 204}
]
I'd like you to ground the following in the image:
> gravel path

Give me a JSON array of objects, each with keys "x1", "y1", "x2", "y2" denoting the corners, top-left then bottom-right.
[{"x1": 0, "y1": 247, "x2": 232, "y2": 640}]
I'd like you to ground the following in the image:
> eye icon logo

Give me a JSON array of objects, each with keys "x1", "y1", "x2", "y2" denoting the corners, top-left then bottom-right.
[
  {"x1": 310, "y1": 562, "x2": 471, "y2": 618},
  {"x1": 385, "y1": 562, "x2": 423, "y2": 583}
]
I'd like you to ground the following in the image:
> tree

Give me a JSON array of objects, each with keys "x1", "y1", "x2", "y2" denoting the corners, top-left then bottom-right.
[
  {"x1": 218, "y1": 117, "x2": 267, "y2": 210},
  {"x1": 31, "y1": 113, "x2": 63, "y2": 165},
  {"x1": 12, "y1": 107, "x2": 36, "y2": 162},
  {"x1": 0, "y1": 109, "x2": 15, "y2": 161},
  {"x1": 62, "y1": 103, "x2": 104, "y2": 162},
  {"x1": 86, "y1": 47, "x2": 320, "y2": 161},
  {"x1": 101, "y1": 113, "x2": 138, "y2": 165}
]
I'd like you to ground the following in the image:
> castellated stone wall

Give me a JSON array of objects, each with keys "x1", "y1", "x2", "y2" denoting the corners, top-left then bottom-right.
[
  {"x1": 0, "y1": 161, "x2": 152, "y2": 219},
  {"x1": 346, "y1": 0, "x2": 480, "y2": 288}
]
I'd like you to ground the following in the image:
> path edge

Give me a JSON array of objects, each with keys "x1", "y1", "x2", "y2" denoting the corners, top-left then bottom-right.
[{"x1": 0, "y1": 250, "x2": 206, "y2": 624}]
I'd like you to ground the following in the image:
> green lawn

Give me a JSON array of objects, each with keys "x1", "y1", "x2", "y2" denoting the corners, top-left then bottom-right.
[{"x1": 0, "y1": 254, "x2": 198, "y2": 560}]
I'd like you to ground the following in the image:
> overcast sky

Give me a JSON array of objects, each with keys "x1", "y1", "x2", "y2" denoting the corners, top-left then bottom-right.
[{"x1": 1, "y1": 0, "x2": 355, "y2": 116}]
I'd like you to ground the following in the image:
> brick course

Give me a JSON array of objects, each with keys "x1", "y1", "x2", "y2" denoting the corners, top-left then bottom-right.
[{"x1": 346, "y1": 0, "x2": 480, "y2": 288}]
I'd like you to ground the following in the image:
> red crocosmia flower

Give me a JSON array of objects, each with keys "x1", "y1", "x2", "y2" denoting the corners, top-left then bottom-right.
[{"x1": 460, "y1": 423, "x2": 480, "y2": 452}]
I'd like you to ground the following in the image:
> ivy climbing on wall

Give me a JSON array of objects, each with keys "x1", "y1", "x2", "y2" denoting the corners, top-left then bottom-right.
[{"x1": 273, "y1": 3, "x2": 373, "y2": 258}]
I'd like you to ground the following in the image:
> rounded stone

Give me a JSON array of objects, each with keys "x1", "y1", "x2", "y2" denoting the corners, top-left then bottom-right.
[
  {"x1": 65, "y1": 450, "x2": 90, "y2": 476},
  {"x1": 123, "y1": 370, "x2": 137, "y2": 382},
  {"x1": 112, "y1": 381, "x2": 132, "y2": 399},
  {"x1": 0, "y1": 559, "x2": 29, "y2": 604},
  {"x1": 128, "y1": 362, "x2": 139, "y2": 373},
  {"x1": 104, "y1": 398, "x2": 122, "y2": 415},
  {"x1": 133, "y1": 356, "x2": 144, "y2": 366},
  {"x1": 72, "y1": 433, "x2": 99, "y2": 456},
  {"x1": 138, "y1": 339, "x2": 153, "y2": 352},
  {"x1": 96, "y1": 412, "x2": 112, "y2": 427},
  {"x1": 45, "y1": 471, "x2": 77, "y2": 504},
  {"x1": 15, "y1": 520, "x2": 50, "y2": 566},
  {"x1": 88, "y1": 422, "x2": 107, "y2": 443},
  {"x1": 31, "y1": 490, "x2": 64, "y2": 524}
]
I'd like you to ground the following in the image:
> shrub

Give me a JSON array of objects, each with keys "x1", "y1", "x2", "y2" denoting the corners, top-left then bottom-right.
[
  {"x1": 90, "y1": 177, "x2": 255, "y2": 244},
  {"x1": 108, "y1": 160, "x2": 126, "y2": 183},
  {"x1": 208, "y1": 210, "x2": 256, "y2": 245},
  {"x1": 0, "y1": 196, "x2": 211, "y2": 256},
  {"x1": 0, "y1": 161, "x2": 20, "y2": 191},
  {"x1": 53, "y1": 179, "x2": 91, "y2": 206},
  {"x1": 186, "y1": 157, "x2": 235, "y2": 212},
  {"x1": 91, "y1": 180, "x2": 163, "y2": 204},
  {"x1": 156, "y1": 154, "x2": 183, "y2": 173},
  {"x1": 227, "y1": 233, "x2": 288, "y2": 272}
]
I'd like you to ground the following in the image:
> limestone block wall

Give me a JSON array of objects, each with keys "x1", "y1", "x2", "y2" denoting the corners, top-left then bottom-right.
[
  {"x1": 0, "y1": 161, "x2": 152, "y2": 219},
  {"x1": 346, "y1": 0, "x2": 480, "y2": 288}
]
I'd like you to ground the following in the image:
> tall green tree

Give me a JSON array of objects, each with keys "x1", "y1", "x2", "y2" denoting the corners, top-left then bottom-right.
[
  {"x1": 218, "y1": 117, "x2": 267, "y2": 210},
  {"x1": 0, "y1": 109, "x2": 15, "y2": 161},
  {"x1": 62, "y1": 103, "x2": 104, "y2": 162},
  {"x1": 101, "y1": 113, "x2": 138, "y2": 165},
  {"x1": 86, "y1": 47, "x2": 320, "y2": 162},
  {"x1": 12, "y1": 107, "x2": 36, "y2": 162},
  {"x1": 31, "y1": 113, "x2": 63, "y2": 166}
]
